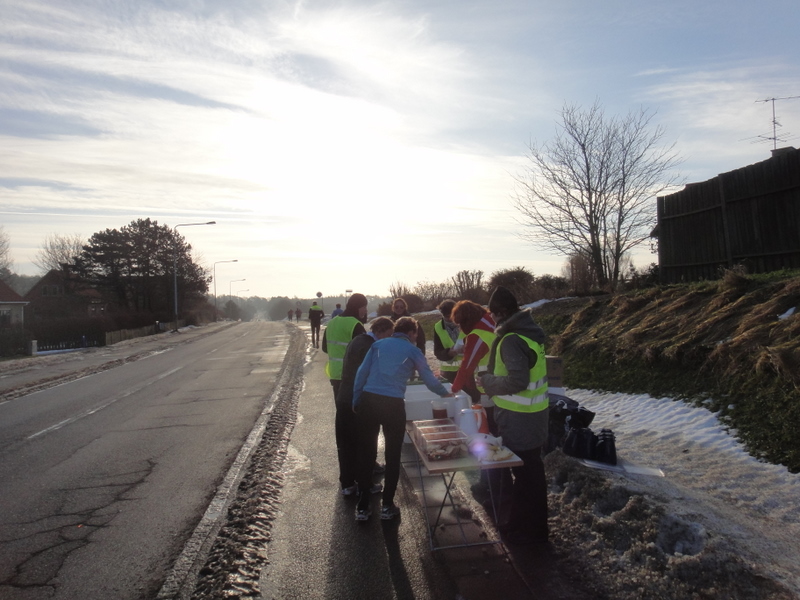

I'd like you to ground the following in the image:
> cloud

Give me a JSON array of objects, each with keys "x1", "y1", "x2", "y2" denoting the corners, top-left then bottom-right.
[
  {"x1": 0, "y1": 177, "x2": 88, "y2": 191},
  {"x1": 0, "y1": 108, "x2": 104, "y2": 138}
]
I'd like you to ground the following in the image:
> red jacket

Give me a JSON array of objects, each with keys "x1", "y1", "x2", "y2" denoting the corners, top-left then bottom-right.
[{"x1": 451, "y1": 313, "x2": 496, "y2": 398}]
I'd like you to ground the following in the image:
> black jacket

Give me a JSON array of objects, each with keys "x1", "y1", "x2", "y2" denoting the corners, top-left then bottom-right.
[{"x1": 336, "y1": 333, "x2": 376, "y2": 408}]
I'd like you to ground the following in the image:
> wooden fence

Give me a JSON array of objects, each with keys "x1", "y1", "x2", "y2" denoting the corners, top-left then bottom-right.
[
  {"x1": 104, "y1": 324, "x2": 158, "y2": 346},
  {"x1": 656, "y1": 147, "x2": 800, "y2": 283}
]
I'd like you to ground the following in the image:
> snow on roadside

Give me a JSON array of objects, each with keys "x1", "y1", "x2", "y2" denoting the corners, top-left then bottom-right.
[{"x1": 569, "y1": 388, "x2": 800, "y2": 595}]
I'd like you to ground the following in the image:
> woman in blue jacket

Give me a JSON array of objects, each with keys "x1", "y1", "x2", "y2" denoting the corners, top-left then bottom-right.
[{"x1": 352, "y1": 316, "x2": 452, "y2": 521}]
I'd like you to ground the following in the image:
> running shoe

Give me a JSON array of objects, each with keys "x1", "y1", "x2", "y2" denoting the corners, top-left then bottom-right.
[
  {"x1": 380, "y1": 504, "x2": 400, "y2": 520},
  {"x1": 355, "y1": 507, "x2": 371, "y2": 521}
]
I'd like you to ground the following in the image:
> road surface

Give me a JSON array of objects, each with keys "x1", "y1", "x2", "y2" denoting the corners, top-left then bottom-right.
[{"x1": 0, "y1": 321, "x2": 294, "y2": 599}]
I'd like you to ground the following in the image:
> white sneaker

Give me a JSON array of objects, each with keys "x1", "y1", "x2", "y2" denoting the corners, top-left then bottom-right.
[{"x1": 380, "y1": 504, "x2": 400, "y2": 520}]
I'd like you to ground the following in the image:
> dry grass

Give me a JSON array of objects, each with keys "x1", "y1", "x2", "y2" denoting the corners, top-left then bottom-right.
[{"x1": 531, "y1": 271, "x2": 800, "y2": 471}]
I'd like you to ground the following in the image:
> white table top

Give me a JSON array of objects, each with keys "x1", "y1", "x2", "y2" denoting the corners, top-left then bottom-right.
[{"x1": 406, "y1": 421, "x2": 523, "y2": 475}]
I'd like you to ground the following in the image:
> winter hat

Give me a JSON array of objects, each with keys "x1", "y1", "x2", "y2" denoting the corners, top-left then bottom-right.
[
  {"x1": 488, "y1": 286, "x2": 519, "y2": 316},
  {"x1": 345, "y1": 293, "x2": 368, "y2": 312}
]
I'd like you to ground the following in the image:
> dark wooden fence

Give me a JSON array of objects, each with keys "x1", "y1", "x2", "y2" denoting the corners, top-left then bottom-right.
[{"x1": 656, "y1": 147, "x2": 800, "y2": 283}]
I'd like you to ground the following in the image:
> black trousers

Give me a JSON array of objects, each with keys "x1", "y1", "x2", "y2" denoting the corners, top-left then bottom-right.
[
  {"x1": 505, "y1": 446, "x2": 548, "y2": 540},
  {"x1": 356, "y1": 392, "x2": 406, "y2": 510},
  {"x1": 334, "y1": 396, "x2": 359, "y2": 488}
]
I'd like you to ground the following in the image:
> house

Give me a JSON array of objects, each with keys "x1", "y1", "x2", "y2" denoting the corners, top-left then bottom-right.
[
  {"x1": 0, "y1": 278, "x2": 27, "y2": 327},
  {"x1": 654, "y1": 147, "x2": 800, "y2": 283},
  {"x1": 23, "y1": 268, "x2": 108, "y2": 322}
]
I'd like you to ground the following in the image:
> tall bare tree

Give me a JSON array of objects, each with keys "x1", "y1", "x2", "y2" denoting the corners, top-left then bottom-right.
[
  {"x1": 0, "y1": 225, "x2": 11, "y2": 278},
  {"x1": 451, "y1": 270, "x2": 484, "y2": 297},
  {"x1": 561, "y1": 253, "x2": 596, "y2": 295},
  {"x1": 33, "y1": 233, "x2": 85, "y2": 273},
  {"x1": 513, "y1": 101, "x2": 682, "y2": 290},
  {"x1": 389, "y1": 282, "x2": 411, "y2": 299}
]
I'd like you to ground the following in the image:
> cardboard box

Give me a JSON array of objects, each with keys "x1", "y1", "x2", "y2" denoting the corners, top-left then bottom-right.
[{"x1": 546, "y1": 355, "x2": 564, "y2": 394}]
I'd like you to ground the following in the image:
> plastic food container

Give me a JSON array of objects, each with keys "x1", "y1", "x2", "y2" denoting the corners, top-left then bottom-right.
[{"x1": 418, "y1": 429, "x2": 469, "y2": 461}]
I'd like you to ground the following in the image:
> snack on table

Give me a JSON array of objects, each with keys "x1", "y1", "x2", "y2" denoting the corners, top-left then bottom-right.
[
  {"x1": 419, "y1": 429, "x2": 469, "y2": 461},
  {"x1": 485, "y1": 445, "x2": 514, "y2": 462},
  {"x1": 468, "y1": 434, "x2": 514, "y2": 462}
]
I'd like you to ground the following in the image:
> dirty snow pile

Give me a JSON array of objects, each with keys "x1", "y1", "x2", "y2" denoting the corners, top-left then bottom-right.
[{"x1": 552, "y1": 387, "x2": 800, "y2": 598}]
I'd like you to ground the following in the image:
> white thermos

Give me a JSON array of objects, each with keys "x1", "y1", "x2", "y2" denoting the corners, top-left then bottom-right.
[{"x1": 458, "y1": 408, "x2": 480, "y2": 436}]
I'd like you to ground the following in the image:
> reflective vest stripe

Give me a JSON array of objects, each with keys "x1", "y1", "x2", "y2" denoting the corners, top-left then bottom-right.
[
  {"x1": 491, "y1": 333, "x2": 548, "y2": 414},
  {"x1": 472, "y1": 328, "x2": 496, "y2": 393}
]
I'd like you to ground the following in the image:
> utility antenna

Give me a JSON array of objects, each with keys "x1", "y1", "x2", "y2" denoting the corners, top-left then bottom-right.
[{"x1": 754, "y1": 95, "x2": 800, "y2": 150}]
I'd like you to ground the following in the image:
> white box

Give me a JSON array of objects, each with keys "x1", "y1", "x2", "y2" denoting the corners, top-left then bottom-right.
[{"x1": 403, "y1": 383, "x2": 470, "y2": 421}]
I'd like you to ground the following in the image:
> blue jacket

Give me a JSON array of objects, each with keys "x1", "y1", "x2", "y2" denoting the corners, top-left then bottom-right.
[{"x1": 352, "y1": 333, "x2": 449, "y2": 409}]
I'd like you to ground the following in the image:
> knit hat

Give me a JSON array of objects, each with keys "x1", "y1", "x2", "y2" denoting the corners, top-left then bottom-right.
[
  {"x1": 345, "y1": 293, "x2": 368, "y2": 312},
  {"x1": 488, "y1": 286, "x2": 519, "y2": 315}
]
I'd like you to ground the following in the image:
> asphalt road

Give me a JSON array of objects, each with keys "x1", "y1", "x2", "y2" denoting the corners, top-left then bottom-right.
[
  {"x1": 0, "y1": 321, "x2": 292, "y2": 600},
  {"x1": 256, "y1": 337, "x2": 459, "y2": 600}
]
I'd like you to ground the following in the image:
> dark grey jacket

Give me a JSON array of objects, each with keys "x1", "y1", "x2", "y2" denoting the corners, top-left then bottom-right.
[{"x1": 480, "y1": 309, "x2": 549, "y2": 452}]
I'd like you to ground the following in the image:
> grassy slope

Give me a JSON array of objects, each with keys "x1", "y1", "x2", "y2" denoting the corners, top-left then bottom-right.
[{"x1": 527, "y1": 270, "x2": 800, "y2": 473}]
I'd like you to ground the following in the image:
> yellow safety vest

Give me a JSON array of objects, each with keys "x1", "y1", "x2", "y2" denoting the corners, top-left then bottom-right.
[
  {"x1": 472, "y1": 328, "x2": 496, "y2": 393},
  {"x1": 491, "y1": 333, "x2": 548, "y2": 413},
  {"x1": 325, "y1": 316, "x2": 361, "y2": 380},
  {"x1": 434, "y1": 320, "x2": 465, "y2": 373}
]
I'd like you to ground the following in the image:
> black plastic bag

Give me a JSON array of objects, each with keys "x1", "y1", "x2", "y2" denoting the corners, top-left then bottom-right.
[
  {"x1": 595, "y1": 429, "x2": 617, "y2": 465},
  {"x1": 563, "y1": 427, "x2": 598, "y2": 460}
]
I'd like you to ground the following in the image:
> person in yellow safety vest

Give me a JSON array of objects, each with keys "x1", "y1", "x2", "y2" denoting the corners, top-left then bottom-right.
[
  {"x1": 432, "y1": 299, "x2": 465, "y2": 384},
  {"x1": 322, "y1": 293, "x2": 368, "y2": 400},
  {"x1": 480, "y1": 286, "x2": 549, "y2": 547}
]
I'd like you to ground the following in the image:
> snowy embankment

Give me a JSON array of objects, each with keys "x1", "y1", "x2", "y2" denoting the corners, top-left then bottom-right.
[{"x1": 571, "y1": 388, "x2": 800, "y2": 595}]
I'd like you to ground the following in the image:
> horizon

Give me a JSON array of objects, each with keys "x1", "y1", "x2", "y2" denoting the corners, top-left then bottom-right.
[{"x1": 2, "y1": 1, "x2": 798, "y2": 298}]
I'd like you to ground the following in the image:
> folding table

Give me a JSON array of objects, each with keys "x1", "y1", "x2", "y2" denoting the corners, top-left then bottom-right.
[{"x1": 405, "y1": 421, "x2": 523, "y2": 551}]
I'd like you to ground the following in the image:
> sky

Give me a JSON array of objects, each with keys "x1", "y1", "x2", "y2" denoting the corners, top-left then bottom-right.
[{"x1": 1, "y1": 0, "x2": 799, "y2": 299}]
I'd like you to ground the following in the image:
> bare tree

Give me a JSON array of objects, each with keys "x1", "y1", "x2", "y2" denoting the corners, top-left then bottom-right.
[
  {"x1": 413, "y1": 280, "x2": 456, "y2": 306},
  {"x1": 0, "y1": 225, "x2": 11, "y2": 277},
  {"x1": 34, "y1": 233, "x2": 85, "y2": 273},
  {"x1": 389, "y1": 281, "x2": 411, "y2": 299},
  {"x1": 513, "y1": 101, "x2": 682, "y2": 290},
  {"x1": 451, "y1": 270, "x2": 484, "y2": 298},
  {"x1": 561, "y1": 253, "x2": 596, "y2": 295}
]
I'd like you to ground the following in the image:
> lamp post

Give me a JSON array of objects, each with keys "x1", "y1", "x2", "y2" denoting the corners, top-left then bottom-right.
[
  {"x1": 213, "y1": 259, "x2": 238, "y2": 321},
  {"x1": 229, "y1": 278, "x2": 245, "y2": 302},
  {"x1": 174, "y1": 221, "x2": 216, "y2": 330},
  {"x1": 237, "y1": 289, "x2": 249, "y2": 299}
]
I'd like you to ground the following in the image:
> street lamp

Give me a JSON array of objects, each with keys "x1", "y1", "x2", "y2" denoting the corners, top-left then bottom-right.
[
  {"x1": 174, "y1": 221, "x2": 216, "y2": 330},
  {"x1": 237, "y1": 289, "x2": 249, "y2": 298},
  {"x1": 229, "y1": 278, "x2": 245, "y2": 300},
  {"x1": 213, "y1": 259, "x2": 238, "y2": 321}
]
